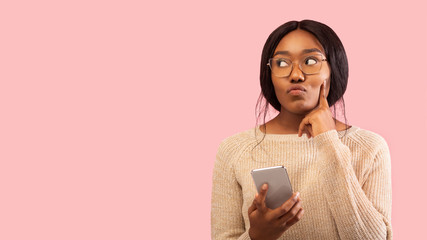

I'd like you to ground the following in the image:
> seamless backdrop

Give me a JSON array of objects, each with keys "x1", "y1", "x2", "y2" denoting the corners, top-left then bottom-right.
[{"x1": 1, "y1": 0, "x2": 426, "y2": 239}]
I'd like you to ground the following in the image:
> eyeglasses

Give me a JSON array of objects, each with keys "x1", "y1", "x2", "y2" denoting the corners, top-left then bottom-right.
[{"x1": 267, "y1": 54, "x2": 327, "y2": 77}]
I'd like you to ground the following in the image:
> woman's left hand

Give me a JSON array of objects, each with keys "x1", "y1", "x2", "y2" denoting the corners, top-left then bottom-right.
[{"x1": 298, "y1": 81, "x2": 336, "y2": 138}]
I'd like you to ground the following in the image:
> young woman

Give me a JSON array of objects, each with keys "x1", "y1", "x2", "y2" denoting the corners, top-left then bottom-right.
[{"x1": 211, "y1": 20, "x2": 392, "y2": 240}]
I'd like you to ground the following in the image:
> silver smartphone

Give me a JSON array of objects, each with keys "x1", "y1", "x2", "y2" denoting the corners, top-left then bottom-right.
[{"x1": 251, "y1": 166, "x2": 293, "y2": 209}]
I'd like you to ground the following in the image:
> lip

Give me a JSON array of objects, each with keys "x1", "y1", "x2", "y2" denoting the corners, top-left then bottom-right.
[
  {"x1": 287, "y1": 85, "x2": 307, "y2": 94},
  {"x1": 288, "y1": 90, "x2": 305, "y2": 96}
]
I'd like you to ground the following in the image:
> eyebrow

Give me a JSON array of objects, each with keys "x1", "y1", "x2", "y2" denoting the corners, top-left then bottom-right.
[{"x1": 273, "y1": 48, "x2": 323, "y2": 57}]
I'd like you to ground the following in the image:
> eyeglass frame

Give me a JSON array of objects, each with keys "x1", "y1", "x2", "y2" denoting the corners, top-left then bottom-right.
[{"x1": 266, "y1": 54, "x2": 328, "y2": 77}]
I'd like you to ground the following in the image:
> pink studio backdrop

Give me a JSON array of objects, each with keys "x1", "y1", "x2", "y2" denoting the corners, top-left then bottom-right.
[{"x1": 0, "y1": 0, "x2": 426, "y2": 239}]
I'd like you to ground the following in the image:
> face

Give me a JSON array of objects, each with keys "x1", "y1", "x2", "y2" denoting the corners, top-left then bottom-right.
[{"x1": 271, "y1": 29, "x2": 331, "y2": 115}]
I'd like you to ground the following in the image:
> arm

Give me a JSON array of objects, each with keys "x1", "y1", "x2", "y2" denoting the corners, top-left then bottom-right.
[
  {"x1": 314, "y1": 130, "x2": 392, "y2": 240},
  {"x1": 211, "y1": 141, "x2": 251, "y2": 240}
]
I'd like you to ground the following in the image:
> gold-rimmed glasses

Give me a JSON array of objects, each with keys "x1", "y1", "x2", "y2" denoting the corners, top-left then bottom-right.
[{"x1": 267, "y1": 54, "x2": 327, "y2": 77}]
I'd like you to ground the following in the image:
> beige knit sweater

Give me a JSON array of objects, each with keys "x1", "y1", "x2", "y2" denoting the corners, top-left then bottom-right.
[{"x1": 211, "y1": 125, "x2": 392, "y2": 240}]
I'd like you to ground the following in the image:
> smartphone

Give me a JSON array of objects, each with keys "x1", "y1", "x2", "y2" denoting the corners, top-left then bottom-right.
[{"x1": 251, "y1": 166, "x2": 293, "y2": 209}]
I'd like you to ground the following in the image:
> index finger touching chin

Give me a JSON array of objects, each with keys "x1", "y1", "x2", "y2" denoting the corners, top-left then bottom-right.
[{"x1": 320, "y1": 80, "x2": 329, "y2": 107}]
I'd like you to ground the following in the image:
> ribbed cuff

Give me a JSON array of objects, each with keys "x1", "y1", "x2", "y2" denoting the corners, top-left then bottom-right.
[{"x1": 238, "y1": 230, "x2": 252, "y2": 240}]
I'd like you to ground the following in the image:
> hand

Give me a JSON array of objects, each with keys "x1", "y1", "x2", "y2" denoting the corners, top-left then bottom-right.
[
  {"x1": 248, "y1": 184, "x2": 304, "y2": 240},
  {"x1": 298, "y1": 80, "x2": 336, "y2": 138}
]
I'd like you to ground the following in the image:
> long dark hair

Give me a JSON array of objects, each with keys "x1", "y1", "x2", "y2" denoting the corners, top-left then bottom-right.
[{"x1": 254, "y1": 19, "x2": 350, "y2": 147}]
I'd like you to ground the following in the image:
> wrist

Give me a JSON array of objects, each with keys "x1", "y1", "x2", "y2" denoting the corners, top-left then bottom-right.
[
  {"x1": 248, "y1": 228, "x2": 263, "y2": 240},
  {"x1": 248, "y1": 228, "x2": 257, "y2": 240}
]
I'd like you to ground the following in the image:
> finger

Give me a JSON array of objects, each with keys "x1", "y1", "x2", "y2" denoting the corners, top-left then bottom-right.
[
  {"x1": 306, "y1": 125, "x2": 313, "y2": 138},
  {"x1": 302, "y1": 127, "x2": 311, "y2": 139},
  {"x1": 282, "y1": 208, "x2": 305, "y2": 231},
  {"x1": 270, "y1": 192, "x2": 300, "y2": 219},
  {"x1": 319, "y1": 80, "x2": 329, "y2": 108},
  {"x1": 299, "y1": 123, "x2": 310, "y2": 138},
  {"x1": 304, "y1": 129, "x2": 311, "y2": 139},
  {"x1": 279, "y1": 197, "x2": 303, "y2": 225},
  {"x1": 255, "y1": 184, "x2": 268, "y2": 213},
  {"x1": 248, "y1": 197, "x2": 257, "y2": 215},
  {"x1": 298, "y1": 118, "x2": 310, "y2": 137},
  {"x1": 298, "y1": 118, "x2": 305, "y2": 137}
]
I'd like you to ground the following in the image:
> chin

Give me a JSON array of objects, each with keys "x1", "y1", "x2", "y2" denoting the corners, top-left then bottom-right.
[
  {"x1": 292, "y1": 109, "x2": 311, "y2": 115},
  {"x1": 284, "y1": 104, "x2": 315, "y2": 115},
  {"x1": 282, "y1": 107, "x2": 306, "y2": 114}
]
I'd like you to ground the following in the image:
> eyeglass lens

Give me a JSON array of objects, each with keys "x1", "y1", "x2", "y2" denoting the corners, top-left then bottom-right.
[{"x1": 269, "y1": 55, "x2": 324, "y2": 77}]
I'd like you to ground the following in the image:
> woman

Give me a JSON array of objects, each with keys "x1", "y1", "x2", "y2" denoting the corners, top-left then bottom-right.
[{"x1": 211, "y1": 20, "x2": 392, "y2": 240}]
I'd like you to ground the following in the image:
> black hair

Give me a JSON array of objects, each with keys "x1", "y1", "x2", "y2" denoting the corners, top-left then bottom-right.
[{"x1": 253, "y1": 19, "x2": 350, "y2": 150}]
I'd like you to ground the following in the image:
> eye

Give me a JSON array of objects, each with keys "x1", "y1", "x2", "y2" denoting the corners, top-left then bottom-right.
[
  {"x1": 275, "y1": 59, "x2": 290, "y2": 67},
  {"x1": 304, "y1": 56, "x2": 320, "y2": 66}
]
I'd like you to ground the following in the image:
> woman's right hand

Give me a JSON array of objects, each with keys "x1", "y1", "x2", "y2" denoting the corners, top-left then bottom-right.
[{"x1": 248, "y1": 184, "x2": 304, "y2": 240}]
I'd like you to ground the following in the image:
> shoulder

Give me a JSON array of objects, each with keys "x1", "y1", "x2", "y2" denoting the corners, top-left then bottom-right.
[
  {"x1": 345, "y1": 126, "x2": 390, "y2": 156},
  {"x1": 215, "y1": 127, "x2": 258, "y2": 166}
]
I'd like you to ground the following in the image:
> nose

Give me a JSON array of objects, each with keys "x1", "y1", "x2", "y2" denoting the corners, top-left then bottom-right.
[{"x1": 289, "y1": 62, "x2": 305, "y2": 82}]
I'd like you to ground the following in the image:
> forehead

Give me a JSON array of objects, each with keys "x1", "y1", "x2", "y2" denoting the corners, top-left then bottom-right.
[{"x1": 274, "y1": 29, "x2": 325, "y2": 56}]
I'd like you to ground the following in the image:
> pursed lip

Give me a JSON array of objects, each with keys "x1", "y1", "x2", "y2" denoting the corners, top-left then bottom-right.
[{"x1": 287, "y1": 85, "x2": 307, "y2": 93}]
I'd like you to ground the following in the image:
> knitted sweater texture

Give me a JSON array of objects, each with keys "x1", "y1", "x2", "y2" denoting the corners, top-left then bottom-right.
[{"x1": 211, "y1": 125, "x2": 392, "y2": 240}]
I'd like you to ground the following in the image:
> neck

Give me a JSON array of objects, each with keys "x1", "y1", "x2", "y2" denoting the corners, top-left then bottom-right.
[{"x1": 271, "y1": 109, "x2": 307, "y2": 134}]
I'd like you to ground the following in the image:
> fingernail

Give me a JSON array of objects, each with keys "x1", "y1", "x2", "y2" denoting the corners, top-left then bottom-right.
[
  {"x1": 294, "y1": 192, "x2": 300, "y2": 201},
  {"x1": 262, "y1": 184, "x2": 267, "y2": 190}
]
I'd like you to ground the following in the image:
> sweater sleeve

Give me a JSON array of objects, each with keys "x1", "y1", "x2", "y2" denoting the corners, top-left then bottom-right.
[
  {"x1": 211, "y1": 140, "x2": 252, "y2": 240},
  {"x1": 313, "y1": 129, "x2": 392, "y2": 240}
]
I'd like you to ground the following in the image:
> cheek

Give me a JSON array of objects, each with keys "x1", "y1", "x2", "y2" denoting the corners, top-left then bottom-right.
[
  {"x1": 318, "y1": 68, "x2": 330, "y2": 81},
  {"x1": 271, "y1": 78, "x2": 287, "y2": 95}
]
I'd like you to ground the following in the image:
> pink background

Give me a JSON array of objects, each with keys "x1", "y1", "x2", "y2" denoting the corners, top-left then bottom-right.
[{"x1": 1, "y1": 0, "x2": 426, "y2": 239}]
